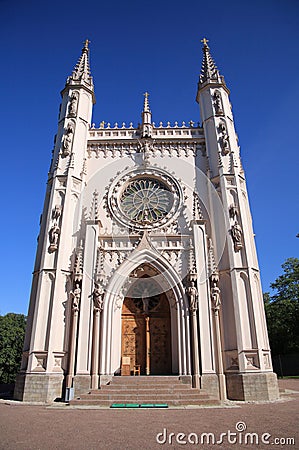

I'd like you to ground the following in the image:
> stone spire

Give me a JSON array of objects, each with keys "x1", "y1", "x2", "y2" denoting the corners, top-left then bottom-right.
[
  {"x1": 198, "y1": 38, "x2": 226, "y2": 88},
  {"x1": 141, "y1": 92, "x2": 152, "y2": 138},
  {"x1": 66, "y1": 40, "x2": 94, "y2": 90}
]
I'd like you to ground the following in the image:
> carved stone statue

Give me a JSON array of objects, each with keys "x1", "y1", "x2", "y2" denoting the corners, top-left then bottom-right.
[
  {"x1": 62, "y1": 125, "x2": 74, "y2": 156},
  {"x1": 52, "y1": 205, "x2": 62, "y2": 222},
  {"x1": 70, "y1": 283, "x2": 81, "y2": 311},
  {"x1": 221, "y1": 133, "x2": 230, "y2": 153},
  {"x1": 211, "y1": 285, "x2": 221, "y2": 311},
  {"x1": 218, "y1": 122, "x2": 229, "y2": 154},
  {"x1": 142, "y1": 125, "x2": 152, "y2": 138},
  {"x1": 214, "y1": 91, "x2": 223, "y2": 114},
  {"x1": 68, "y1": 93, "x2": 78, "y2": 116},
  {"x1": 231, "y1": 220, "x2": 243, "y2": 250},
  {"x1": 210, "y1": 272, "x2": 221, "y2": 312},
  {"x1": 188, "y1": 281, "x2": 198, "y2": 313},
  {"x1": 92, "y1": 283, "x2": 104, "y2": 312},
  {"x1": 49, "y1": 223, "x2": 60, "y2": 247}
]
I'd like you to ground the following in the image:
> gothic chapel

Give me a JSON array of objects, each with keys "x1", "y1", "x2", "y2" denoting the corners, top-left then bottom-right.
[{"x1": 15, "y1": 39, "x2": 279, "y2": 404}]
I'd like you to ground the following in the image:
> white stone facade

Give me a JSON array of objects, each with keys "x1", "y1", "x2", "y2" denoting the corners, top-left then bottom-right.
[{"x1": 14, "y1": 40, "x2": 278, "y2": 403}]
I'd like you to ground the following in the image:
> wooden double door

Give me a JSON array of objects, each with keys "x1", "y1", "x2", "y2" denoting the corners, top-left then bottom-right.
[{"x1": 121, "y1": 294, "x2": 172, "y2": 375}]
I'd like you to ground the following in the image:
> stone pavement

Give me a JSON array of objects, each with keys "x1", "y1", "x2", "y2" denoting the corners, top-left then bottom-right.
[{"x1": 0, "y1": 379, "x2": 298, "y2": 450}]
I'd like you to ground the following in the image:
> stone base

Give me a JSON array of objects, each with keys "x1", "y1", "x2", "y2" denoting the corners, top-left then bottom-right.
[
  {"x1": 99, "y1": 375, "x2": 113, "y2": 387},
  {"x1": 73, "y1": 375, "x2": 91, "y2": 397},
  {"x1": 14, "y1": 372, "x2": 64, "y2": 403},
  {"x1": 179, "y1": 375, "x2": 192, "y2": 385},
  {"x1": 200, "y1": 373, "x2": 221, "y2": 399},
  {"x1": 226, "y1": 372, "x2": 279, "y2": 401}
]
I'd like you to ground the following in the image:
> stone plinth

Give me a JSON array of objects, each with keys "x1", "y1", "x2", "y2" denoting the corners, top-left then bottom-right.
[{"x1": 226, "y1": 372, "x2": 279, "y2": 401}]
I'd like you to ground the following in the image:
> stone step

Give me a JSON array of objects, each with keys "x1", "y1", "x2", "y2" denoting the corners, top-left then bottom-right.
[
  {"x1": 77, "y1": 392, "x2": 211, "y2": 401},
  {"x1": 97, "y1": 385, "x2": 191, "y2": 393},
  {"x1": 70, "y1": 398, "x2": 220, "y2": 407},
  {"x1": 109, "y1": 377, "x2": 183, "y2": 384},
  {"x1": 69, "y1": 376, "x2": 219, "y2": 407}
]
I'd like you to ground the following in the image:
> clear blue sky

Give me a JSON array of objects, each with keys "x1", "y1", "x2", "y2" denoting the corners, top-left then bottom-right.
[{"x1": 0, "y1": 0, "x2": 298, "y2": 315}]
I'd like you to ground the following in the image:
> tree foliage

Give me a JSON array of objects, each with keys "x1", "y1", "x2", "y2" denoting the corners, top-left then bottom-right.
[
  {"x1": 0, "y1": 313, "x2": 26, "y2": 384},
  {"x1": 264, "y1": 257, "x2": 299, "y2": 355}
]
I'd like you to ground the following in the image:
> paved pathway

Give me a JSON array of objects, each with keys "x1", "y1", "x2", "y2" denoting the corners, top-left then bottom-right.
[{"x1": 0, "y1": 379, "x2": 298, "y2": 449}]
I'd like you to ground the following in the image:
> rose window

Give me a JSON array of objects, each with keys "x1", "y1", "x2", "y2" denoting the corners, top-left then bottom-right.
[
  {"x1": 108, "y1": 168, "x2": 183, "y2": 230},
  {"x1": 120, "y1": 178, "x2": 173, "y2": 225}
]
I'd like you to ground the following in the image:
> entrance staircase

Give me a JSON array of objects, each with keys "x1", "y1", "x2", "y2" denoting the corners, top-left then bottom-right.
[{"x1": 70, "y1": 376, "x2": 220, "y2": 407}]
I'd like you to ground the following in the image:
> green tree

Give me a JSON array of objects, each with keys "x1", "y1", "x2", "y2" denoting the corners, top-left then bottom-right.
[
  {"x1": 264, "y1": 257, "x2": 299, "y2": 355},
  {"x1": 0, "y1": 313, "x2": 26, "y2": 384}
]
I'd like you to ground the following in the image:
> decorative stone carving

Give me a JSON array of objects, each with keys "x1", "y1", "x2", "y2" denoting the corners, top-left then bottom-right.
[
  {"x1": 74, "y1": 246, "x2": 83, "y2": 282},
  {"x1": 210, "y1": 272, "x2": 221, "y2": 312},
  {"x1": 218, "y1": 122, "x2": 230, "y2": 155},
  {"x1": 188, "y1": 281, "x2": 198, "y2": 313},
  {"x1": 213, "y1": 91, "x2": 223, "y2": 115},
  {"x1": 115, "y1": 293, "x2": 124, "y2": 310},
  {"x1": 263, "y1": 353, "x2": 271, "y2": 369},
  {"x1": 53, "y1": 352, "x2": 64, "y2": 372},
  {"x1": 193, "y1": 192, "x2": 203, "y2": 220},
  {"x1": 86, "y1": 140, "x2": 200, "y2": 159},
  {"x1": 231, "y1": 220, "x2": 243, "y2": 251},
  {"x1": 68, "y1": 92, "x2": 79, "y2": 116},
  {"x1": 33, "y1": 352, "x2": 47, "y2": 372},
  {"x1": 52, "y1": 204, "x2": 62, "y2": 221},
  {"x1": 140, "y1": 140, "x2": 152, "y2": 166},
  {"x1": 49, "y1": 222, "x2": 60, "y2": 251},
  {"x1": 70, "y1": 283, "x2": 81, "y2": 312},
  {"x1": 229, "y1": 204, "x2": 238, "y2": 220},
  {"x1": 245, "y1": 352, "x2": 259, "y2": 369},
  {"x1": 62, "y1": 124, "x2": 74, "y2": 156},
  {"x1": 92, "y1": 283, "x2": 104, "y2": 312}
]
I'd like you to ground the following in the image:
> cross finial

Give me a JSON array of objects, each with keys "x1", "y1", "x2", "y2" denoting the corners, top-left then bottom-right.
[
  {"x1": 201, "y1": 37, "x2": 209, "y2": 47},
  {"x1": 83, "y1": 39, "x2": 90, "y2": 50}
]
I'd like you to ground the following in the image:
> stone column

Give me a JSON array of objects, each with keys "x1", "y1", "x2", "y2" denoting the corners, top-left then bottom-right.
[
  {"x1": 188, "y1": 272, "x2": 201, "y2": 389},
  {"x1": 90, "y1": 283, "x2": 104, "y2": 389},
  {"x1": 66, "y1": 283, "x2": 81, "y2": 388},
  {"x1": 210, "y1": 272, "x2": 227, "y2": 400}
]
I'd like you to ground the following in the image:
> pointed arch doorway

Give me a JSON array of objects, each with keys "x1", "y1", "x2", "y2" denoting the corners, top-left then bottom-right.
[{"x1": 121, "y1": 274, "x2": 172, "y2": 375}]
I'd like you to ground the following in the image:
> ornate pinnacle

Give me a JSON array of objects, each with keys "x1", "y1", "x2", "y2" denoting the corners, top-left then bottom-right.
[
  {"x1": 141, "y1": 91, "x2": 152, "y2": 138},
  {"x1": 67, "y1": 40, "x2": 93, "y2": 89},
  {"x1": 198, "y1": 38, "x2": 225, "y2": 87},
  {"x1": 143, "y1": 92, "x2": 150, "y2": 112}
]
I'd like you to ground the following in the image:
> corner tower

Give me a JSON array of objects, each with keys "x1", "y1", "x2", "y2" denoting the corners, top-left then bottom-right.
[
  {"x1": 196, "y1": 38, "x2": 278, "y2": 400},
  {"x1": 15, "y1": 41, "x2": 95, "y2": 402}
]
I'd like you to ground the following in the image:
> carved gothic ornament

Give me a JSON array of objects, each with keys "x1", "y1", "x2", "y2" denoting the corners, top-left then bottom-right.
[
  {"x1": 62, "y1": 123, "x2": 75, "y2": 157},
  {"x1": 210, "y1": 272, "x2": 221, "y2": 312},
  {"x1": 213, "y1": 90, "x2": 224, "y2": 115},
  {"x1": 68, "y1": 91, "x2": 79, "y2": 117},
  {"x1": 48, "y1": 222, "x2": 60, "y2": 251},
  {"x1": 86, "y1": 140, "x2": 201, "y2": 159},
  {"x1": 70, "y1": 283, "x2": 81, "y2": 312},
  {"x1": 187, "y1": 281, "x2": 198, "y2": 313},
  {"x1": 92, "y1": 283, "x2": 104, "y2": 312},
  {"x1": 231, "y1": 220, "x2": 243, "y2": 251},
  {"x1": 107, "y1": 167, "x2": 183, "y2": 231},
  {"x1": 218, "y1": 121, "x2": 230, "y2": 155}
]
